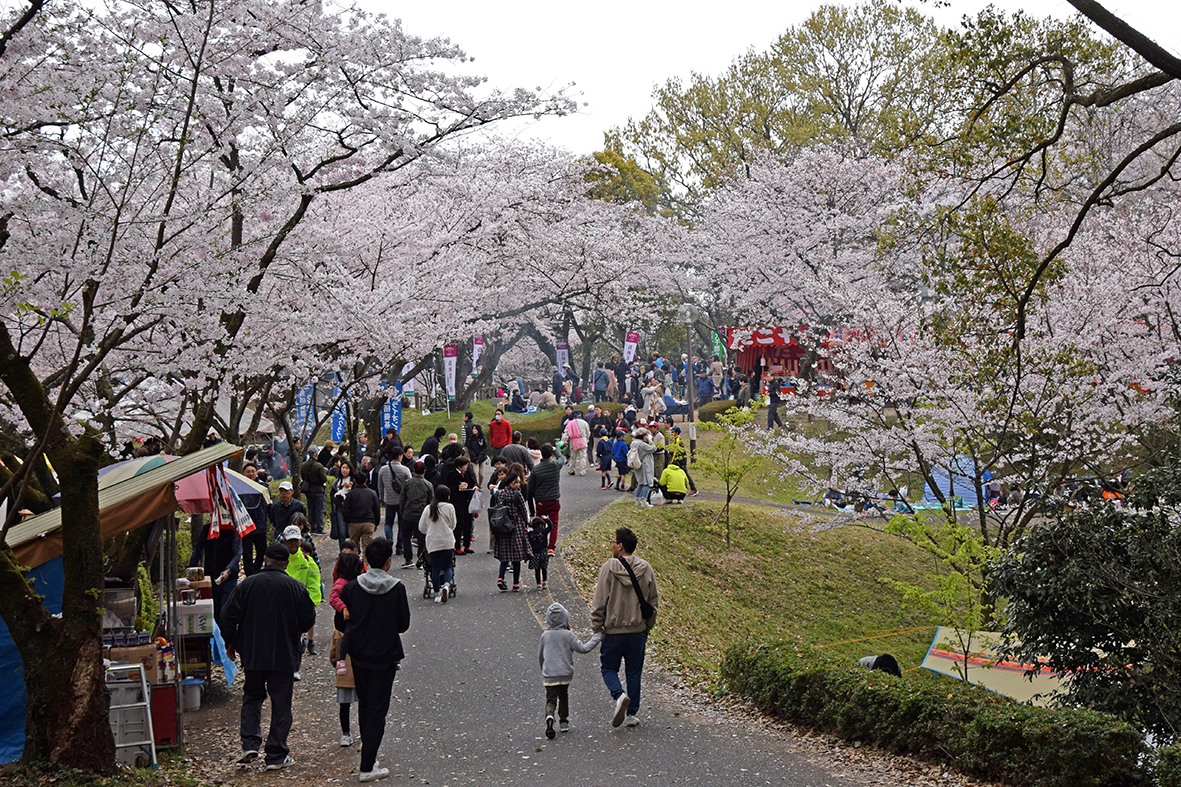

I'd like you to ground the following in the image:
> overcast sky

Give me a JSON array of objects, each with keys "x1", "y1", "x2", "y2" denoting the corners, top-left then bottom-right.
[{"x1": 356, "y1": 0, "x2": 1181, "y2": 155}]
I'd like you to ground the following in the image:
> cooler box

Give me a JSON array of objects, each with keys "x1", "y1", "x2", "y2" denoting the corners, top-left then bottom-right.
[{"x1": 176, "y1": 599, "x2": 214, "y2": 635}]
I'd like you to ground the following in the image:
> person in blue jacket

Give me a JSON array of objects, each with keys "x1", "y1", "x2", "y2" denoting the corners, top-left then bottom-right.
[{"x1": 610, "y1": 431, "x2": 630, "y2": 492}]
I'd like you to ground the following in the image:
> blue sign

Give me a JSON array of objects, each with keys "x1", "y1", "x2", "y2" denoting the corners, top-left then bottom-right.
[
  {"x1": 293, "y1": 384, "x2": 315, "y2": 442},
  {"x1": 331, "y1": 384, "x2": 346, "y2": 442},
  {"x1": 380, "y1": 382, "x2": 403, "y2": 434}
]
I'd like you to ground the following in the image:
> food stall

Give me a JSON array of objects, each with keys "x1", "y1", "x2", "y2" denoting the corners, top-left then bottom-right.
[
  {"x1": 1, "y1": 442, "x2": 259, "y2": 767},
  {"x1": 726, "y1": 325, "x2": 840, "y2": 395}
]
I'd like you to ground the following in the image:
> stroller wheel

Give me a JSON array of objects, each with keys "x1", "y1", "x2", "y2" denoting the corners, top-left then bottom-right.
[
  {"x1": 450, "y1": 582, "x2": 458, "y2": 598},
  {"x1": 422, "y1": 582, "x2": 431, "y2": 600}
]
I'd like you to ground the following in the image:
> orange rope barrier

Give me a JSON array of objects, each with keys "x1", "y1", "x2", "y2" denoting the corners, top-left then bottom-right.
[{"x1": 814, "y1": 626, "x2": 934, "y2": 648}]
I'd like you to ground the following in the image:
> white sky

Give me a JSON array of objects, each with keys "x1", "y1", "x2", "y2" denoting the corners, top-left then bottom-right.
[{"x1": 356, "y1": 0, "x2": 1181, "y2": 155}]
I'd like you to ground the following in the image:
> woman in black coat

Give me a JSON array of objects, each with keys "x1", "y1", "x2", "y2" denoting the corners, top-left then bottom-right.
[
  {"x1": 465, "y1": 424, "x2": 489, "y2": 486},
  {"x1": 442, "y1": 456, "x2": 479, "y2": 554}
]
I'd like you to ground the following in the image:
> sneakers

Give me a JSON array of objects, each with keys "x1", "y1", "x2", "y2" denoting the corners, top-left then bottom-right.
[
  {"x1": 441, "y1": 586, "x2": 448, "y2": 604},
  {"x1": 548, "y1": 548, "x2": 555, "y2": 555},
  {"x1": 464, "y1": 547, "x2": 475, "y2": 554},
  {"x1": 293, "y1": 671, "x2": 301, "y2": 682},
  {"x1": 434, "y1": 593, "x2": 442, "y2": 604},
  {"x1": 400, "y1": 561, "x2": 415, "y2": 569},
  {"x1": 545, "y1": 715, "x2": 556, "y2": 739},
  {"x1": 611, "y1": 693, "x2": 629, "y2": 727},
  {"x1": 236, "y1": 749, "x2": 259, "y2": 764},
  {"x1": 625, "y1": 715, "x2": 640, "y2": 727},
  {"x1": 689, "y1": 489, "x2": 698, "y2": 496},
  {"x1": 335, "y1": 660, "x2": 347, "y2": 675},
  {"x1": 497, "y1": 578, "x2": 508, "y2": 592},
  {"x1": 306, "y1": 639, "x2": 316, "y2": 656},
  {"x1": 511, "y1": 584, "x2": 520, "y2": 592},
  {"x1": 559, "y1": 721, "x2": 570, "y2": 733},
  {"x1": 358, "y1": 766, "x2": 389, "y2": 782},
  {"x1": 455, "y1": 547, "x2": 464, "y2": 555},
  {"x1": 536, "y1": 583, "x2": 543, "y2": 591},
  {"x1": 340, "y1": 734, "x2": 352, "y2": 747},
  {"x1": 265, "y1": 756, "x2": 295, "y2": 770},
  {"x1": 541, "y1": 581, "x2": 548, "y2": 590},
  {"x1": 641, "y1": 500, "x2": 653, "y2": 508}
]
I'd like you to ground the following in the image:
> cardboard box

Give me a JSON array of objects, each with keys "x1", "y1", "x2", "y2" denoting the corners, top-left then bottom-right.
[
  {"x1": 189, "y1": 578, "x2": 213, "y2": 600},
  {"x1": 177, "y1": 598, "x2": 214, "y2": 635},
  {"x1": 109, "y1": 645, "x2": 158, "y2": 684}
]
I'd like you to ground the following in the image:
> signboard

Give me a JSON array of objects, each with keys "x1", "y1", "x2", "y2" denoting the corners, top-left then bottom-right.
[
  {"x1": 623, "y1": 331, "x2": 639, "y2": 363},
  {"x1": 293, "y1": 383, "x2": 315, "y2": 442},
  {"x1": 380, "y1": 381, "x2": 403, "y2": 434},
  {"x1": 555, "y1": 340, "x2": 569, "y2": 371},
  {"x1": 711, "y1": 331, "x2": 726, "y2": 361},
  {"x1": 472, "y1": 336, "x2": 484, "y2": 374},
  {"x1": 443, "y1": 344, "x2": 457, "y2": 401},
  {"x1": 401, "y1": 362, "x2": 415, "y2": 394},
  {"x1": 331, "y1": 384, "x2": 346, "y2": 442}
]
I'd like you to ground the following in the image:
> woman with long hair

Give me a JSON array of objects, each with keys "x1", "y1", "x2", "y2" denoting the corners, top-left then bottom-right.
[
  {"x1": 465, "y1": 424, "x2": 489, "y2": 486},
  {"x1": 492, "y1": 472, "x2": 532, "y2": 592},
  {"x1": 418, "y1": 484, "x2": 457, "y2": 603},
  {"x1": 330, "y1": 460, "x2": 354, "y2": 548}
]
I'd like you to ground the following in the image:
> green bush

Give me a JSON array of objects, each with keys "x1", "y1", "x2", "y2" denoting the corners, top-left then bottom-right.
[
  {"x1": 697, "y1": 400, "x2": 738, "y2": 423},
  {"x1": 721, "y1": 643, "x2": 1147, "y2": 787},
  {"x1": 512, "y1": 410, "x2": 565, "y2": 451},
  {"x1": 1155, "y1": 745, "x2": 1181, "y2": 787}
]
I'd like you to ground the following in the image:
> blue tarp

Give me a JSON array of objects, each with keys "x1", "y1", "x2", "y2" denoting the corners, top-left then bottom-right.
[
  {"x1": 924, "y1": 456, "x2": 981, "y2": 509},
  {"x1": 0, "y1": 556, "x2": 64, "y2": 764}
]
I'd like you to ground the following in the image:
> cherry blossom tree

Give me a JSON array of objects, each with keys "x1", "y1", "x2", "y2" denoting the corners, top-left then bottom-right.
[{"x1": 0, "y1": 0, "x2": 573, "y2": 770}]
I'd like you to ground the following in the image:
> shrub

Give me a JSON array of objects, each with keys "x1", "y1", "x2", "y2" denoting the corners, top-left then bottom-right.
[
  {"x1": 721, "y1": 643, "x2": 1147, "y2": 787},
  {"x1": 1155, "y1": 745, "x2": 1181, "y2": 787},
  {"x1": 697, "y1": 400, "x2": 738, "y2": 423}
]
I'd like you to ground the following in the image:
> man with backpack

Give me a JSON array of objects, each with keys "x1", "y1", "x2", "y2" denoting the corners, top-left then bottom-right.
[
  {"x1": 590, "y1": 527, "x2": 659, "y2": 729},
  {"x1": 378, "y1": 446, "x2": 412, "y2": 555},
  {"x1": 399, "y1": 461, "x2": 434, "y2": 568}
]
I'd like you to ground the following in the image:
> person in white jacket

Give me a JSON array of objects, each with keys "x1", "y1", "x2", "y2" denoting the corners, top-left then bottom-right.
[{"x1": 418, "y1": 485, "x2": 456, "y2": 603}]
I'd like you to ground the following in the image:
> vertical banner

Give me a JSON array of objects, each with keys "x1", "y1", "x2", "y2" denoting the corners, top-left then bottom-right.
[
  {"x1": 555, "y1": 340, "x2": 569, "y2": 371},
  {"x1": 472, "y1": 336, "x2": 484, "y2": 375},
  {"x1": 623, "y1": 331, "x2": 640, "y2": 363},
  {"x1": 293, "y1": 383, "x2": 315, "y2": 442},
  {"x1": 443, "y1": 344, "x2": 458, "y2": 401},
  {"x1": 380, "y1": 381, "x2": 403, "y2": 434},
  {"x1": 711, "y1": 330, "x2": 726, "y2": 361},
  {"x1": 401, "y1": 362, "x2": 415, "y2": 394},
  {"x1": 331, "y1": 383, "x2": 346, "y2": 442}
]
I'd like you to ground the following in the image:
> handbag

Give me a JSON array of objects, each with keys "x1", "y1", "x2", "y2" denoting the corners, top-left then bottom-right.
[{"x1": 616, "y1": 556, "x2": 656, "y2": 626}]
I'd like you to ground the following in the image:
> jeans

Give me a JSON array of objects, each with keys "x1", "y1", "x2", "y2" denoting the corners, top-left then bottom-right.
[
  {"x1": 352, "y1": 662, "x2": 399, "y2": 773},
  {"x1": 634, "y1": 483, "x2": 650, "y2": 502},
  {"x1": 306, "y1": 492, "x2": 326, "y2": 533},
  {"x1": 384, "y1": 503, "x2": 399, "y2": 544},
  {"x1": 428, "y1": 549, "x2": 453, "y2": 594},
  {"x1": 397, "y1": 510, "x2": 417, "y2": 563},
  {"x1": 240, "y1": 669, "x2": 294, "y2": 764},
  {"x1": 600, "y1": 631, "x2": 648, "y2": 716}
]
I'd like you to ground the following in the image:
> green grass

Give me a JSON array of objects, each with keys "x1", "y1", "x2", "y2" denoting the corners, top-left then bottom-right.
[{"x1": 564, "y1": 500, "x2": 940, "y2": 689}]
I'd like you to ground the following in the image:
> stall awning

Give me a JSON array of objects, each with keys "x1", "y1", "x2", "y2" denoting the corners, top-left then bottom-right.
[{"x1": 5, "y1": 443, "x2": 242, "y2": 569}]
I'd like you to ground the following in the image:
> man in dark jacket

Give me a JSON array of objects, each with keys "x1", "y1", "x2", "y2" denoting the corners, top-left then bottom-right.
[
  {"x1": 420, "y1": 426, "x2": 445, "y2": 461},
  {"x1": 340, "y1": 538, "x2": 411, "y2": 782},
  {"x1": 529, "y1": 445, "x2": 562, "y2": 554},
  {"x1": 269, "y1": 481, "x2": 306, "y2": 541},
  {"x1": 342, "y1": 474, "x2": 381, "y2": 555},
  {"x1": 241, "y1": 463, "x2": 270, "y2": 575},
  {"x1": 222, "y1": 543, "x2": 316, "y2": 770},
  {"x1": 400, "y1": 462, "x2": 433, "y2": 566},
  {"x1": 300, "y1": 454, "x2": 329, "y2": 534}
]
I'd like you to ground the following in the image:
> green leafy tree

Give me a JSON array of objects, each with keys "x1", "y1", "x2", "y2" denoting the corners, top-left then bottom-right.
[
  {"x1": 695, "y1": 405, "x2": 761, "y2": 548},
  {"x1": 990, "y1": 463, "x2": 1181, "y2": 739}
]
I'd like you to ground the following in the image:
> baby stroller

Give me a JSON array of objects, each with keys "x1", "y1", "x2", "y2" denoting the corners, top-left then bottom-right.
[{"x1": 418, "y1": 548, "x2": 458, "y2": 600}]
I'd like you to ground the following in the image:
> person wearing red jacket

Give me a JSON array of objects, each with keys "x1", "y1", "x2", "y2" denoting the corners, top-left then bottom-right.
[{"x1": 488, "y1": 409, "x2": 512, "y2": 462}]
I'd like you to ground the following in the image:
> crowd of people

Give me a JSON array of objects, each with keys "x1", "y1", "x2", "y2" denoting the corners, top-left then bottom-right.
[{"x1": 205, "y1": 398, "x2": 668, "y2": 782}]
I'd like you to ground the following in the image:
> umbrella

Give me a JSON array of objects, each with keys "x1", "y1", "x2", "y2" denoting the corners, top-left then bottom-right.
[{"x1": 173, "y1": 467, "x2": 269, "y2": 512}]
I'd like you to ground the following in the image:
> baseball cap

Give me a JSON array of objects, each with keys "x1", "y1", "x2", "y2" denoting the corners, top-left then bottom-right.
[
  {"x1": 671, "y1": 426, "x2": 682, "y2": 433},
  {"x1": 278, "y1": 480, "x2": 293, "y2": 491},
  {"x1": 281, "y1": 525, "x2": 302, "y2": 541},
  {"x1": 265, "y1": 543, "x2": 290, "y2": 562}
]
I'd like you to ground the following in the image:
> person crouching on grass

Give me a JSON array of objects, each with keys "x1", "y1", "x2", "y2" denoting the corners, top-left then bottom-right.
[{"x1": 539, "y1": 602, "x2": 601, "y2": 738}]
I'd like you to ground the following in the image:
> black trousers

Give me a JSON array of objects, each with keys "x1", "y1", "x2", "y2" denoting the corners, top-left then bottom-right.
[
  {"x1": 240, "y1": 669, "x2": 294, "y2": 765},
  {"x1": 242, "y1": 528, "x2": 268, "y2": 576},
  {"x1": 353, "y1": 662, "x2": 399, "y2": 773},
  {"x1": 545, "y1": 683, "x2": 570, "y2": 721}
]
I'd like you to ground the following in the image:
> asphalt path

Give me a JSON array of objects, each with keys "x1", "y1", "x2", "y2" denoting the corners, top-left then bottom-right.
[
  {"x1": 189, "y1": 463, "x2": 862, "y2": 786},
  {"x1": 379, "y1": 467, "x2": 858, "y2": 787}
]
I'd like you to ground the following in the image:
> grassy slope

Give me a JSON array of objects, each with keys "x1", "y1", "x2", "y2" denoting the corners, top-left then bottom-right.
[{"x1": 564, "y1": 500, "x2": 940, "y2": 689}]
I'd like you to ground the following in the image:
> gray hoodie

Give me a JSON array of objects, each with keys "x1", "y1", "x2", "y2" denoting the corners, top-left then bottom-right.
[{"x1": 538, "y1": 603, "x2": 602, "y2": 684}]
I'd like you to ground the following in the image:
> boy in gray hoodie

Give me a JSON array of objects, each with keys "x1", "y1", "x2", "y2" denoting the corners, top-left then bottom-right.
[{"x1": 538, "y1": 602, "x2": 602, "y2": 738}]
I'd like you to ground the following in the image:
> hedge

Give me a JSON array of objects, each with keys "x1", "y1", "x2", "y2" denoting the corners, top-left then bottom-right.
[
  {"x1": 720, "y1": 643, "x2": 1147, "y2": 787},
  {"x1": 1155, "y1": 745, "x2": 1181, "y2": 787},
  {"x1": 698, "y1": 399, "x2": 738, "y2": 423}
]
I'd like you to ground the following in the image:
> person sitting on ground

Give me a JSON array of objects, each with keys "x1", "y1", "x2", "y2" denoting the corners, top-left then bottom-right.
[{"x1": 858, "y1": 653, "x2": 902, "y2": 677}]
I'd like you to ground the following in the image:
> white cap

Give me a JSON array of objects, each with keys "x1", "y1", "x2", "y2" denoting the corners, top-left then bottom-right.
[
  {"x1": 281, "y1": 525, "x2": 302, "y2": 541},
  {"x1": 278, "y1": 480, "x2": 293, "y2": 491}
]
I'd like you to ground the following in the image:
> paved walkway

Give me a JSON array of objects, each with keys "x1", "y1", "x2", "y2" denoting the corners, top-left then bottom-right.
[{"x1": 186, "y1": 470, "x2": 864, "y2": 786}]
